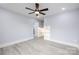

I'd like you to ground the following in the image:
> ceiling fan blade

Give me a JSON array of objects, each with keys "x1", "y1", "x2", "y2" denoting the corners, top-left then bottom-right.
[
  {"x1": 40, "y1": 8, "x2": 48, "y2": 11},
  {"x1": 35, "y1": 3, "x2": 39, "y2": 9},
  {"x1": 28, "y1": 12, "x2": 35, "y2": 14},
  {"x1": 40, "y1": 12, "x2": 46, "y2": 15},
  {"x1": 25, "y1": 7, "x2": 34, "y2": 11}
]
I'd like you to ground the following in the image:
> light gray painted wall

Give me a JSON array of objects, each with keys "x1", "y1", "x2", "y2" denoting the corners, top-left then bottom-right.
[
  {"x1": 0, "y1": 8, "x2": 35, "y2": 47},
  {"x1": 45, "y1": 9, "x2": 79, "y2": 47}
]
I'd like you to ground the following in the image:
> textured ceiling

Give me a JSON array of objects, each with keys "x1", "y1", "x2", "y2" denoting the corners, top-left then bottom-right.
[{"x1": 0, "y1": 3, "x2": 79, "y2": 18}]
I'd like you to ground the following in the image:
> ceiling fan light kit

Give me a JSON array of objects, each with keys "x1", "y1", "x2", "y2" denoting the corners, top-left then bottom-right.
[{"x1": 35, "y1": 11, "x2": 39, "y2": 14}]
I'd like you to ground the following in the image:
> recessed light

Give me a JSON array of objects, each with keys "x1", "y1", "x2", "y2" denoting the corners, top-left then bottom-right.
[{"x1": 62, "y1": 8, "x2": 66, "y2": 10}]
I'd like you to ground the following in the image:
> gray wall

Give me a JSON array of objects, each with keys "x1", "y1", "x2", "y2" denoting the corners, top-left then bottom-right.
[
  {"x1": 0, "y1": 8, "x2": 35, "y2": 47},
  {"x1": 45, "y1": 9, "x2": 79, "y2": 47}
]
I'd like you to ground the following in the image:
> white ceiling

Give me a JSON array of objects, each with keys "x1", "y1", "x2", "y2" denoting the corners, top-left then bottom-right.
[{"x1": 0, "y1": 3, "x2": 79, "y2": 18}]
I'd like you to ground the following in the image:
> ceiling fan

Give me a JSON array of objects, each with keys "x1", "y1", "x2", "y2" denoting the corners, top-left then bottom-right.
[{"x1": 25, "y1": 3, "x2": 48, "y2": 17}]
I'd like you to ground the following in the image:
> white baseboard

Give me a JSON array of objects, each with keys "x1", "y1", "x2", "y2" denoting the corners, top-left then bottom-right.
[
  {"x1": 0, "y1": 37, "x2": 33, "y2": 48},
  {"x1": 44, "y1": 39, "x2": 79, "y2": 48}
]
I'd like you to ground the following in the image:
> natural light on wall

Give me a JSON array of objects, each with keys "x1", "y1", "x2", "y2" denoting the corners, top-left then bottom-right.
[{"x1": 37, "y1": 26, "x2": 50, "y2": 40}]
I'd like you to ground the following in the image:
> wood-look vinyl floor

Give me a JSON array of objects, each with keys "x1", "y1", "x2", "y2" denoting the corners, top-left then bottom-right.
[{"x1": 0, "y1": 37, "x2": 79, "y2": 55}]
